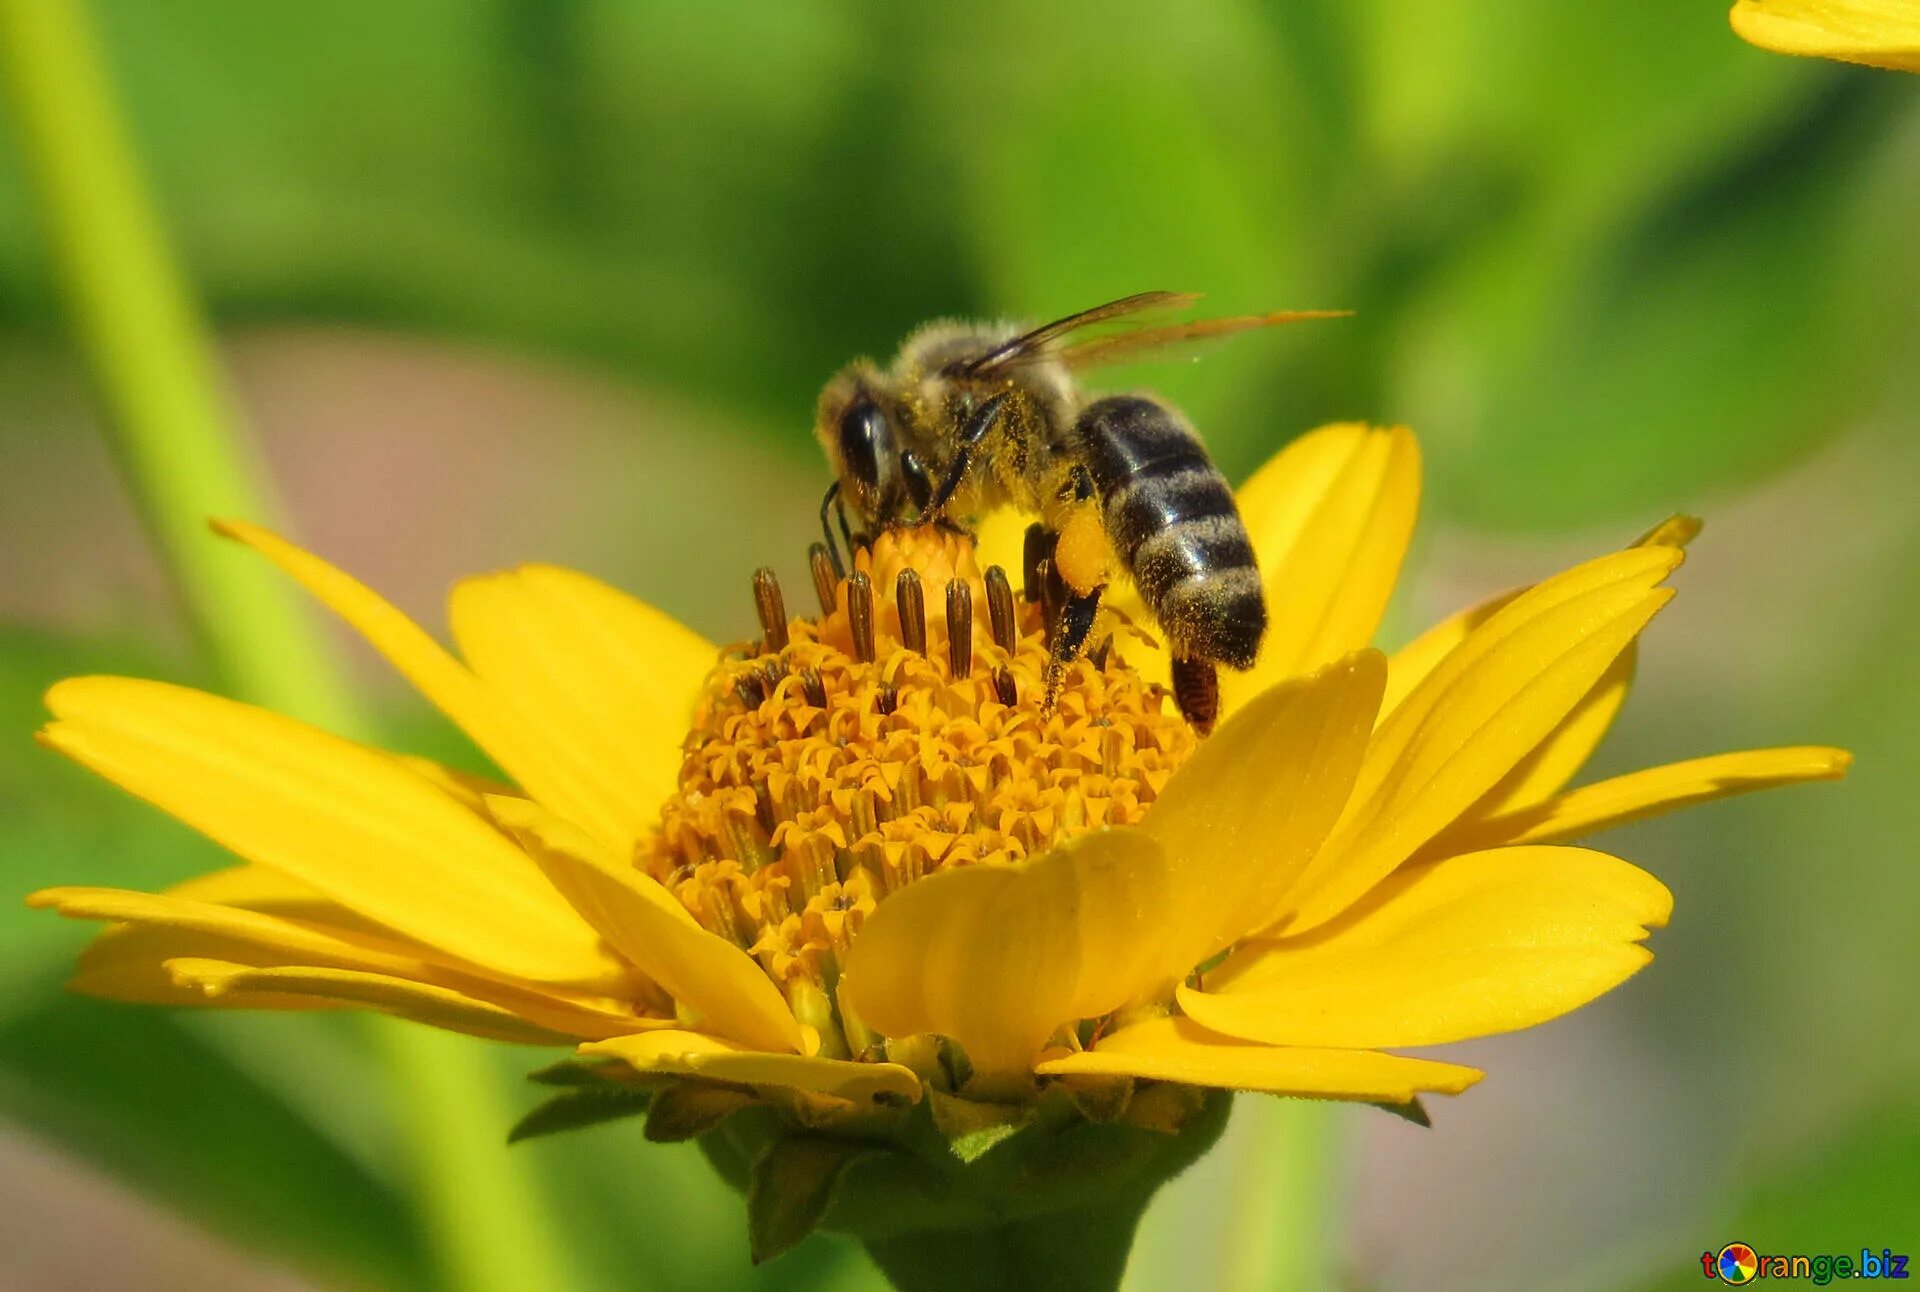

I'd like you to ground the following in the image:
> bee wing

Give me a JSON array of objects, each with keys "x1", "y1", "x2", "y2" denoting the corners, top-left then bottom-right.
[
  {"x1": 960, "y1": 291, "x2": 1200, "y2": 376},
  {"x1": 964, "y1": 293, "x2": 1350, "y2": 377},
  {"x1": 1047, "y1": 309, "x2": 1351, "y2": 371}
]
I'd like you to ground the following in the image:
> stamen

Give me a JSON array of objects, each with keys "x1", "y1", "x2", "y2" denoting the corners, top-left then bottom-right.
[
  {"x1": 799, "y1": 667, "x2": 827, "y2": 708},
  {"x1": 896, "y1": 569, "x2": 927, "y2": 656},
  {"x1": 1035, "y1": 557, "x2": 1058, "y2": 649},
  {"x1": 848, "y1": 571, "x2": 876, "y2": 663},
  {"x1": 876, "y1": 682, "x2": 899, "y2": 716},
  {"x1": 1088, "y1": 634, "x2": 1113, "y2": 670},
  {"x1": 807, "y1": 543, "x2": 838, "y2": 616},
  {"x1": 734, "y1": 672, "x2": 767, "y2": 708},
  {"x1": 993, "y1": 666, "x2": 1018, "y2": 706},
  {"x1": 752, "y1": 567, "x2": 788, "y2": 652},
  {"x1": 985, "y1": 565, "x2": 1016, "y2": 650},
  {"x1": 946, "y1": 579, "x2": 972, "y2": 678}
]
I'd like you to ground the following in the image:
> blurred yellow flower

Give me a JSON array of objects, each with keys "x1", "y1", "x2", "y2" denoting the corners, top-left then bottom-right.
[
  {"x1": 29, "y1": 426, "x2": 1848, "y2": 1130},
  {"x1": 1731, "y1": 0, "x2": 1920, "y2": 71}
]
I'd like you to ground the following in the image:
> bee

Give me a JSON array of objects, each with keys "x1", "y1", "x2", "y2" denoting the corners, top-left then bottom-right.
[{"x1": 814, "y1": 291, "x2": 1343, "y2": 732}]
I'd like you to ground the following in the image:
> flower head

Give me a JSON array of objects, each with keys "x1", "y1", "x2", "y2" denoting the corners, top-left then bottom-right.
[{"x1": 27, "y1": 424, "x2": 1848, "y2": 1255}]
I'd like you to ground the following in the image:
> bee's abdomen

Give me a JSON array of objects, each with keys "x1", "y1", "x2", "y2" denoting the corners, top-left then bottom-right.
[{"x1": 1074, "y1": 395, "x2": 1266, "y2": 669}]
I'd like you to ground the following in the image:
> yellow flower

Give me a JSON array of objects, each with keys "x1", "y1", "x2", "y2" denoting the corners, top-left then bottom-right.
[
  {"x1": 1731, "y1": 0, "x2": 1920, "y2": 72},
  {"x1": 29, "y1": 426, "x2": 1847, "y2": 1131}
]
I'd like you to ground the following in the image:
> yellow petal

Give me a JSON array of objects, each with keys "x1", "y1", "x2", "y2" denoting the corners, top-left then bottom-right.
[
  {"x1": 1279, "y1": 546, "x2": 1682, "y2": 933},
  {"x1": 1731, "y1": 0, "x2": 1920, "y2": 70},
  {"x1": 1380, "y1": 514, "x2": 1695, "y2": 724},
  {"x1": 169, "y1": 958, "x2": 576, "y2": 1046},
  {"x1": 1632, "y1": 515, "x2": 1704, "y2": 550},
  {"x1": 841, "y1": 829, "x2": 1174, "y2": 1078},
  {"x1": 487, "y1": 796, "x2": 805, "y2": 1055},
  {"x1": 1423, "y1": 746, "x2": 1853, "y2": 856},
  {"x1": 1380, "y1": 588, "x2": 1517, "y2": 721},
  {"x1": 42, "y1": 676, "x2": 621, "y2": 987},
  {"x1": 449, "y1": 565, "x2": 713, "y2": 846},
  {"x1": 391, "y1": 754, "x2": 517, "y2": 816},
  {"x1": 1222, "y1": 424, "x2": 1420, "y2": 714},
  {"x1": 1142, "y1": 651, "x2": 1382, "y2": 967},
  {"x1": 1183, "y1": 846, "x2": 1670, "y2": 1048},
  {"x1": 1035, "y1": 1015, "x2": 1481, "y2": 1101},
  {"x1": 164, "y1": 862, "x2": 332, "y2": 908},
  {"x1": 213, "y1": 519, "x2": 635, "y2": 849},
  {"x1": 32, "y1": 885, "x2": 654, "y2": 1039},
  {"x1": 582, "y1": 1030, "x2": 923, "y2": 1107},
  {"x1": 974, "y1": 507, "x2": 1032, "y2": 581},
  {"x1": 1459, "y1": 643, "x2": 1635, "y2": 819}
]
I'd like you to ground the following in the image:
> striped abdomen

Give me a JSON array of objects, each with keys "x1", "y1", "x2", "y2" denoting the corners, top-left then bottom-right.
[{"x1": 1073, "y1": 395, "x2": 1266, "y2": 669}]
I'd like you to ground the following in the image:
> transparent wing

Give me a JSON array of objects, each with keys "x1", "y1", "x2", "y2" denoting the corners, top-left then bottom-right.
[
  {"x1": 1049, "y1": 309, "x2": 1351, "y2": 371},
  {"x1": 959, "y1": 292, "x2": 1200, "y2": 376},
  {"x1": 962, "y1": 292, "x2": 1349, "y2": 377}
]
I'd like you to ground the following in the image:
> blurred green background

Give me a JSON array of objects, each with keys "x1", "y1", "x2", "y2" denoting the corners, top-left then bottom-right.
[{"x1": 1, "y1": 2, "x2": 1915, "y2": 1289}]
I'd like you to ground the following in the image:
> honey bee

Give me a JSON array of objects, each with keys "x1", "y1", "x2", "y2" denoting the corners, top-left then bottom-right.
[{"x1": 813, "y1": 291, "x2": 1343, "y2": 732}]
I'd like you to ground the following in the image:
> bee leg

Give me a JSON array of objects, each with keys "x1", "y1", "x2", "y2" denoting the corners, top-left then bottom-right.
[
  {"x1": 1044, "y1": 583, "x2": 1104, "y2": 710},
  {"x1": 819, "y1": 481, "x2": 846, "y2": 577},
  {"x1": 925, "y1": 391, "x2": 1010, "y2": 518},
  {"x1": 836, "y1": 495, "x2": 858, "y2": 562},
  {"x1": 1169, "y1": 655, "x2": 1220, "y2": 736}
]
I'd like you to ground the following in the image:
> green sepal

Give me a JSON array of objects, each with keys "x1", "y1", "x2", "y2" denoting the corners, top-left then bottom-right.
[
  {"x1": 746, "y1": 1135, "x2": 872, "y2": 1264},
  {"x1": 926, "y1": 1089, "x2": 1029, "y2": 1163},
  {"x1": 644, "y1": 1081, "x2": 756, "y2": 1142},
  {"x1": 1369, "y1": 1097, "x2": 1431, "y2": 1128},
  {"x1": 523, "y1": 1056, "x2": 631, "y2": 1088},
  {"x1": 507, "y1": 1085, "x2": 652, "y2": 1144},
  {"x1": 696, "y1": 1080, "x2": 1233, "y2": 1290}
]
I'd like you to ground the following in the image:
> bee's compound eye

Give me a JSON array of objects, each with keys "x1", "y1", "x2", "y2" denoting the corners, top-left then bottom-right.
[{"x1": 837, "y1": 399, "x2": 890, "y2": 489}]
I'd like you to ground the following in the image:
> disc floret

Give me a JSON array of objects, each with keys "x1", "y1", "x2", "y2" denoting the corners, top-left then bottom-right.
[{"x1": 644, "y1": 528, "x2": 1196, "y2": 1058}]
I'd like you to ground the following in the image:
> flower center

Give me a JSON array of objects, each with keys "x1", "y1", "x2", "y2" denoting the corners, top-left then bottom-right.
[{"x1": 641, "y1": 527, "x2": 1196, "y2": 1052}]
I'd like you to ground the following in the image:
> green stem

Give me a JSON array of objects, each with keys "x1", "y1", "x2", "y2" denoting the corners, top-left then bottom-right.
[
  {"x1": 0, "y1": 0, "x2": 345, "y2": 726},
  {"x1": 864, "y1": 1199, "x2": 1151, "y2": 1292},
  {"x1": 0, "y1": 3, "x2": 571, "y2": 1288},
  {"x1": 1223, "y1": 1099, "x2": 1342, "y2": 1291}
]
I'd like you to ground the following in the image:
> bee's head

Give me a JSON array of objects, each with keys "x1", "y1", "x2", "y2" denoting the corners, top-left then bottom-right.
[{"x1": 816, "y1": 363, "x2": 933, "y2": 532}]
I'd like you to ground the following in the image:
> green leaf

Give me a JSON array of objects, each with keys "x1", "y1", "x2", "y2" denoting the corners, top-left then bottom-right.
[
  {"x1": 0, "y1": 995, "x2": 426, "y2": 1289},
  {"x1": 508, "y1": 1084, "x2": 652, "y2": 1145},
  {"x1": 747, "y1": 1135, "x2": 868, "y2": 1264}
]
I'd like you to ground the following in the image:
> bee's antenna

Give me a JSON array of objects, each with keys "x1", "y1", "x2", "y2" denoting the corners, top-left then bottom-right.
[{"x1": 819, "y1": 481, "x2": 846, "y2": 578}]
